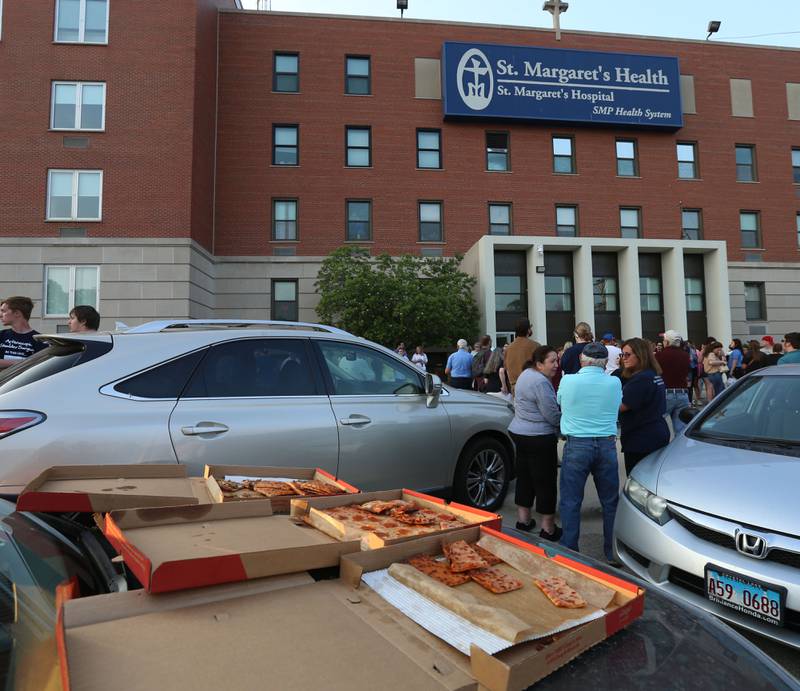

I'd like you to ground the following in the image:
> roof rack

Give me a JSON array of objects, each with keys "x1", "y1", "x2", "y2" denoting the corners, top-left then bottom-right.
[{"x1": 122, "y1": 319, "x2": 355, "y2": 337}]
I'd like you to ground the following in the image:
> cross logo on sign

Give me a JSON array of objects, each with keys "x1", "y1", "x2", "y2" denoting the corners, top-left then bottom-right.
[{"x1": 456, "y1": 48, "x2": 493, "y2": 111}]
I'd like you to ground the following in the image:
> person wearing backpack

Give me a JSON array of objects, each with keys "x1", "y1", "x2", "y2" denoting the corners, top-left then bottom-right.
[{"x1": 471, "y1": 335, "x2": 493, "y2": 391}]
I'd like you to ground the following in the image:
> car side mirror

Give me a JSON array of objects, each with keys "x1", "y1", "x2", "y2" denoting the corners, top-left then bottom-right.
[
  {"x1": 425, "y1": 373, "x2": 443, "y2": 408},
  {"x1": 679, "y1": 406, "x2": 701, "y2": 424}
]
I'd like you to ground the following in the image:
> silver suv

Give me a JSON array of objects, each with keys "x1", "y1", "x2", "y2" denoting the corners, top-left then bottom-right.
[{"x1": 0, "y1": 320, "x2": 514, "y2": 510}]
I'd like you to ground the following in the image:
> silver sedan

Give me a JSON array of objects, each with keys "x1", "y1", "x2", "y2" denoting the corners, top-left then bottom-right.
[{"x1": 614, "y1": 364, "x2": 800, "y2": 649}]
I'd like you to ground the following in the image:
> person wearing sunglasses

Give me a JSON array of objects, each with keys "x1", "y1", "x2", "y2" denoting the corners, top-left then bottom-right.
[{"x1": 617, "y1": 338, "x2": 670, "y2": 475}]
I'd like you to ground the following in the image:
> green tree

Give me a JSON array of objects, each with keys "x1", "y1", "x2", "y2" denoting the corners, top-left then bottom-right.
[{"x1": 315, "y1": 246, "x2": 479, "y2": 348}]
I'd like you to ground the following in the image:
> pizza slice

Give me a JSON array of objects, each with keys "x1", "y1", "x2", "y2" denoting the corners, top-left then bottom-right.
[
  {"x1": 253, "y1": 481, "x2": 298, "y2": 497},
  {"x1": 393, "y1": 509, "x2": 438, "y2": 525},
  {"x1": 470, "y1": 567, "x2": 524, "y2": 594},
  {"x1": 293, "y1": 480, "x2": 342, "y2": 496},
  {"x1": 443, "y1": 540, "x2": 489, "y2": 572},
  {"x1": 406, "y1": 555, "x2": 471, "y2": 586},
  {"x1": 471, "y1": 543, "x2": 503, "y2": 566},
  {"x1": 533, "y1": 577, "x2": 587, "y2": 608}
]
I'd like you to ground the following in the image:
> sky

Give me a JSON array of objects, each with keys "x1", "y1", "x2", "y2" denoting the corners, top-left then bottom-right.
[{"x1": 239, "y1": 1, "x2": 800, "y2": 48}]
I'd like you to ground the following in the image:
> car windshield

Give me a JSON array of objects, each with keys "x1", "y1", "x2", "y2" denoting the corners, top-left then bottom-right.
[
  {"x1": 692, "y1": 375, "x2": 800, "y2": 453},
  {"x1": 0, "y1": 504, "x2": 99, "y2": 691}
]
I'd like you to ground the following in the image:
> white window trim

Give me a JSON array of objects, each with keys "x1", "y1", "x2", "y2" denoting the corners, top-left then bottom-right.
[
  {"x1": 50, "y1": 81, "x2": 106, "y2": 131},
  {"x1": 44, "y1": 265, "x2": 100, "y2": 318},
  {"x1": 46, "y1": 169, "x2": 103, "y2": 221},
  {"x1": 1, "y1": 0, "x2": 4, "y2": 42},
  {"x1": 54, "y1": 0, "x2": 110, "y2": 44}
]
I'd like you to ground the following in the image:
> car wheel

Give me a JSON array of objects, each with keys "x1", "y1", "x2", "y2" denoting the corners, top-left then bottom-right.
[{"x1": 453, "y1": 437, "x2": 510, "y2": 512}]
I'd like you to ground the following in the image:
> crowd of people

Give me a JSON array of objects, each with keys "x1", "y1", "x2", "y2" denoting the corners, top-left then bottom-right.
[{"x1": 441, "y1": 319, "x2": 800, "y2": 565}]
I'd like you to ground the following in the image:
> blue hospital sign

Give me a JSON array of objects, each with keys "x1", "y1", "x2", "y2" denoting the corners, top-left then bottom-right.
[{"x1": 442, "y1": 42, "x2": 683, "y2": 128}]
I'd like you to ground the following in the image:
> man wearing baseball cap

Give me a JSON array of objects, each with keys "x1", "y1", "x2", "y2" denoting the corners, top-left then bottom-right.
[
  {"x1": 601, "y1": 333, "x2": 621, "y2": 374},
  {"x1": 557, "y1": 342, "x2": 622, "y2": 564},
  {"x1": 655, "y1": 329, "x2": 691, "y2": 435},
  {"x1": 760, "y1": 336, "x2": 774, "y2": 355}
]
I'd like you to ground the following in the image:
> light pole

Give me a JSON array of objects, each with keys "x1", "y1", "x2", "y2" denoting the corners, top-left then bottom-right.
[{"x1": 542, "y1": 0, "x2": 569, "y2": 41}]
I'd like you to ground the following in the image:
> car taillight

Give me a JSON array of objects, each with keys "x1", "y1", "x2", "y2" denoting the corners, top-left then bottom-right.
[{"x1": 0, "y1": 411, "x2": 46, "y2": 439}]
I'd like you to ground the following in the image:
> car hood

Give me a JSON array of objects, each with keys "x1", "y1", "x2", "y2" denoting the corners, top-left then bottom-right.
[{"x1": 653, "y1": 435, "x2": 800, "y2": 535}]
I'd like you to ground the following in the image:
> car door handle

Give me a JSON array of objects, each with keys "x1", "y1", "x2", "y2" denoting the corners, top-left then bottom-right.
[
  {"x1": 180, "y1": 423, "x2": 229, "y2": 436},
  {"x1": 339, "y1": 416, "x2": 371, "y2": 426}
]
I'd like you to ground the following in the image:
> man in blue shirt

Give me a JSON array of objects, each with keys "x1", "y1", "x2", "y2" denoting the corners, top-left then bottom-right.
[
  {"x1": 557, "y1": 342, "x2": 623, "y2": 563},
  {"x1": 445, "y1": 339, "x2": 474, "y2": 389},
  {"x1": 779, "y1": 332, "x2": 800, "y2": 364}
]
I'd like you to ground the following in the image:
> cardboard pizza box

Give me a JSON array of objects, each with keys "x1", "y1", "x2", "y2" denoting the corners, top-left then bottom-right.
[
  {"x1": 103, "y1": 500, "x2": 361, "y2": 593},
  {"x1": 290, "y1": 488, "x2": 502, "y2": 548},
  {"x1": 202, "y1": 464, "x2": 359, "y2": 512},
  {"x1": 57, "y1": 579, "x2": 478, "y2": 691},
  {"x1": 340, "y1": 526, "x2": 645, "y2": 691},
  {"x1": 16, "y1": 465, "x2": 215, "y2": 513}
]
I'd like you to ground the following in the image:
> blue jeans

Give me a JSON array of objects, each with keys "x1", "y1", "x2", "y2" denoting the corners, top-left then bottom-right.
[
  {"x1": 708, "y1": 373, "x2": 725, "y2": 397},
  {"x1": 559, "y1": 436, "x2": 620, "y2": 561},
  {"x1": 665, "y1": 390, "x2": 690, "y2": 435}
]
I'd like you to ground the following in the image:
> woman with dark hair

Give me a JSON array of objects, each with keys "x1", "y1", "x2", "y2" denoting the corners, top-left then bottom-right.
[
  {"x1": 702, "y1": 341, "x2": 727, "y2": 398},
  {"x1": 508, "y1": 345, "x2": 562, "y2": 540},
  {"x1": 728, "y1": 338, "x2": 744, "y2": 380},
  {"x1": 743, "y1": 339, "x2": 766, "y2": 373},
  {"x1": 617, "y1": 338, "x2": 670, "y2": 474},
  {"x1": 482, "y1": 347, "x2": 504, "y2": 394}
]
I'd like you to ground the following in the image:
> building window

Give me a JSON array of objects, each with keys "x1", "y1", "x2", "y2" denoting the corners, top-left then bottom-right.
[
  {"x1": 51, "y1": 82, "x2": 105, "y2": 131},
  {"x1": 740, "y1": 211, "x2": 760, "y2": 248},
  {"x1": 272, "y1": 125, "x2": 298, "y2": 165},
  {"x1": 744, "y1": 282, "x2": 765, "y2": 321},
  {"x1": 555, "y1": 205, "x2": 578, "y2": 237},
  {"x1": 797, "y1": 212, "x2": 800, "y2": 247},
  {"x1": 681, "y1": 209, "x2": 702, "y2": 240},
  {"x1": 792, "y1": 148, "x2": 800, "y2": 184},
  {"x1": 677, "y1": 142, "x2": 698, "y2": 179},
  {"x1": 47, "y1": 170, "x2": 102, "y2": 221},
  {"x1": 545, "y1": 276, "x2": 573, "y2": 311},
  {"x1": 272, "y1": 199, "x2": 297, "y2": 240},
  {"x1": 593, "y1": 276, "x2": 618, "y2": 312},
  {"x1": 552, "y1": 136, "x2": 575, "y2": 174},
  {"x1": 271, "y1": 280, "x2": 298, "y2": 322},
  {"x1": 616, "y1": 139, "x2": 638, "y2": 177},
  {"x1": 419, "y1": 202, "x2": 442, "y2": 242},
  {"x1": 345, "y1": 126, "x2": 371, "y2": 167},
  {"x1": 494, "y1": 275, "x2": 525, "y2": 313},
  {"x1": 346, "y1": 200, "x2": 371, "y2": 241},
  {"x1": 735, "y1": 144, "x2": 757, "y2": 182},
  {"x1": 640, "y1": 276, "x2": 662, "y2": 312},
  {"x1": 486, "y1": 132, "x2": 509, "y2": 171},
  {"x1": 44, "y1": 265, "x2": 99, "y2": 317},
  {"x1": 273, "y1": 53, "x2": 299, "y2": 92},
  {"x1": 345, "y1": 56, "x2": 370, "y2": 95},
  {"x1": 55, "y1": 0, "x2": 108, "y2": 43},
  {"x1": 488, "y1": 203, "x2": 511, "y2": 235},
  {"x1": 685, "y1": 277, "x2": 704, "y2": 312},
  {"x1": 620, "y1": 207, "x2": 641, "y2": 239},
  {"x1": 416, "y1": 129, "x2": 441, "y2": 169}
]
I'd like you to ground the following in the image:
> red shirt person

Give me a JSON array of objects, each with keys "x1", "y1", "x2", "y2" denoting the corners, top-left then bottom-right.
[{"x1": 655, "y1": 330, "x2": 691, "y2": 435}]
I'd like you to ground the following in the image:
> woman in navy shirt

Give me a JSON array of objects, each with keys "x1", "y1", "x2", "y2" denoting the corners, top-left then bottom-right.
[{"x1": 616, "y1": 338, "x2": 670, "y2": 475}]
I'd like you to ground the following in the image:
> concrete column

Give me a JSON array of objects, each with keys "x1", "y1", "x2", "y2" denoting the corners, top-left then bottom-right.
[
  {"x1": 479, "y1": 240, "x2": 497, "y2": 339},
  {"x1": 527, "y1": 244, "x2": 547, "y2": 343},
  {"x1": 704, "y1": 249, "x2": 732, "y2": 346},
  {"x1": 618, "y1": 246, "x2": 642, "y2": 338},
  {"x1": 572, "y1": 244, "x2": 595, "y2": 335},
  {"x1": 662, "y1": 247, "x2": 688, "y2": 336}
]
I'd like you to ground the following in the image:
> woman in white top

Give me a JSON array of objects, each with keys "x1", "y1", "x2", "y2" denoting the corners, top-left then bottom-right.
[{"x1": 411, "y1": 345, "x2": 428, "y2": 372}]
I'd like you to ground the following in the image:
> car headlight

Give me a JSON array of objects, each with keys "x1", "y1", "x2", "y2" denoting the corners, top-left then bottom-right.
[{"x1": 624, "y1": 477, "x2": 671, "y2": 525}]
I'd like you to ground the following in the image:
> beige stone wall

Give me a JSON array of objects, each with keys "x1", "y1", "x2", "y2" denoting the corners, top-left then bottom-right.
[{"x1": 728, "y1": 262, "x2": 800, "y2": 341}]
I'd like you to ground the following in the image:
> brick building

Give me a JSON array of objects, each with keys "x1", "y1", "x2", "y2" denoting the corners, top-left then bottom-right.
[{"x1": 1, "y1": 6, "x2": 799, "y2": 345}]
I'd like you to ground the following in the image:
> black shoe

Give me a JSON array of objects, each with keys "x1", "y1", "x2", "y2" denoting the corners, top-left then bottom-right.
[
  {"x1": 539, "y1": 526, "x2": 562, "y2": 541},
  {"x1": 606, "y1": 558, "x2": 624, "y2": 569},
  {"x1": 515, "y1": 519, "x2": 536, "y2": 532}
]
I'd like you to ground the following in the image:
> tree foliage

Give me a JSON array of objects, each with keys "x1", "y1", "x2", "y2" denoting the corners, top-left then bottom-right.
[{"x1": 315, "y1": 246, "x2": 479, "y2": 348}]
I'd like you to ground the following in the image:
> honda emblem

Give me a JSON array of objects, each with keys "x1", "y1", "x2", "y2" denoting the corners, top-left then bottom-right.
[{"x1": 734, "y1": 529, "x2": 768, "y2": 559}]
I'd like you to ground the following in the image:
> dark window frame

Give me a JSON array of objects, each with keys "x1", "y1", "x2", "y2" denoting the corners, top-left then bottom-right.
[
  {"x1": 793, "y1": 147, "x2": 800, "y2": 184},
  {"x1": 593, "y1": 275, "x2": 619, "y2": 313},
  {"x1": 735, "y1": 144, "x2": 757, "y2": 182},
  {"x1": 488, "y1": 202, "x2": 512, "y2": 236},
  {"x1": 744, "y1": 282, "x2": 766, "y2": 321},
  {"x1": 620, "y1": 206, "x2": 642, "y2": 239},
  {"x1": 552, "y1": 135, "x2": 576, "y2": 174},
  {"x1": 345, "y1": 55, "x2": 371, "y2": 95},
  {"x1": 555, "y1": 204, "x2": 578, "y2": 237},
  {"x1": 271, "y1": 279, "x2": 299, "y2": 322},
  {"x1": 272, "y1": 124, "x2": 299, "y2": 166},
  {"x1": 272, "y1": 52, "x2": 299, "y2": 93},
  {"x1": 677, "y1": 141, "x2": 699, "y2": 179},
  {"x1": 615, "y1": 138, "x2": 639, "y2": 177},
  {"x1": 681, "y1": 208, "x2": 703, "y2": 240},
  {"x1": 684, "y1": 276, "x2": 705, "y2": 313},
  {"x1": 345, "y1": 199, "x2": 372, "y2": 241},
  {"x1": 271, "y1": 198, "x2": 298, "y2": 241},
  {"x1": 739, "y1": 210, "x2": 761, "y2": 248},
  {"x1": 639, "y1": 275, "x2": 662, "y2": 313},
  {"x1": 345, "y1": 125, "x2": 371, "y2": 167},
  {"x1": 416, "y1": 128, "x2": 441, "y2": 169},
  {"x1": 418, "y1": 200, "x2": 443, "y2": 243},
  {"x1": 486, "y1": 131, "x2": 510, "y2": 171}
]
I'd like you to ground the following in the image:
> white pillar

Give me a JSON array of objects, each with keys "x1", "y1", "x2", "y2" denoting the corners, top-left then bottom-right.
[
  {"x1": 704, "y1": 248, "x2": 732, "y2": 346},
  {"x1": 618, "y1": 246, "x2": 642, "y2": 339},
  {"x1": 662, "y1": 247, "x2": 688, "y2": 337},
  {"x1": 572, "y1": 244, "x2": 595, "y2": 336},
  {"x1": 527, "y1": 244, "x2": 547, "y2": 343},
  {"x1": 479, "y1": 240, "x2": 497, "y2": 340}
]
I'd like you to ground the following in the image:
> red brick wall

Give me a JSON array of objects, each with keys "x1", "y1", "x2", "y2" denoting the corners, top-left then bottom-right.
[{"x1": 215, "y1": 12, "x2": 800, "y2": 261}]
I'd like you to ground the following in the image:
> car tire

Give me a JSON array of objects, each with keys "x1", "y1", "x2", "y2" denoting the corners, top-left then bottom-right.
[{"x1": 453, "y1": 437, "x2": 511, "y2": 512}]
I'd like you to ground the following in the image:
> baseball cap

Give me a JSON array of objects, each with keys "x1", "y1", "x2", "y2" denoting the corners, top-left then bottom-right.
[
  {"x1": 457, "y1": 338, "x2": 468, "y2": 349},
  {"x1": 761, "y1": 335, "x2": 774, "y2": 346},
  {"x1": 602, "y1": 332, "x2": 615, "y2": 341},
  {"x1": 582, "y1": 342, "x2": 609, "y2": 359},
  {"x1": 664, "y1": 329, "x2": 683, "y2": 345}
]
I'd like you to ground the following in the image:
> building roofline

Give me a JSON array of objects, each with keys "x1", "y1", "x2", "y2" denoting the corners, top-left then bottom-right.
[{"x1": 220, "y1": 9, "x2": 800, "y2": 54}]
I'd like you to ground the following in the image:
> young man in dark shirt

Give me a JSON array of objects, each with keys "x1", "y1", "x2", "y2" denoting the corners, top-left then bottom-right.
[
  {"x1": 655, "y1": 329, "x2": 691, "y2": 435},
  {"x1": 0, "y1": 296, "x2": 47, "y2": 368}
]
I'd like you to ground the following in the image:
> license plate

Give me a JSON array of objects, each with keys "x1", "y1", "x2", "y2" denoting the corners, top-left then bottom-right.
[{"x1": 705, "y1": 564, "x2": 786, "y2": 627}]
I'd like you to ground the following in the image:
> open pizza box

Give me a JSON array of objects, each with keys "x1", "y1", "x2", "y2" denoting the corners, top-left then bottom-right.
[
  {"x1": 56, "y1": 577, "x2": 478, "y2": 691},
  {"x1": 203, "y1": 464, "x2": 359, "y2": 512},
  {"x1": 340, "y1": 525, "x2": 645, "y2": 691},
  {"x1": 16, "y1": 465, "x2": 224, "y2": 513},
  {"x1": 290, "y1": 489, "x2": 502, "y2": 549},
  {"x1": 102, "y1": 500, "x2": 362, "y2": 593}
]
